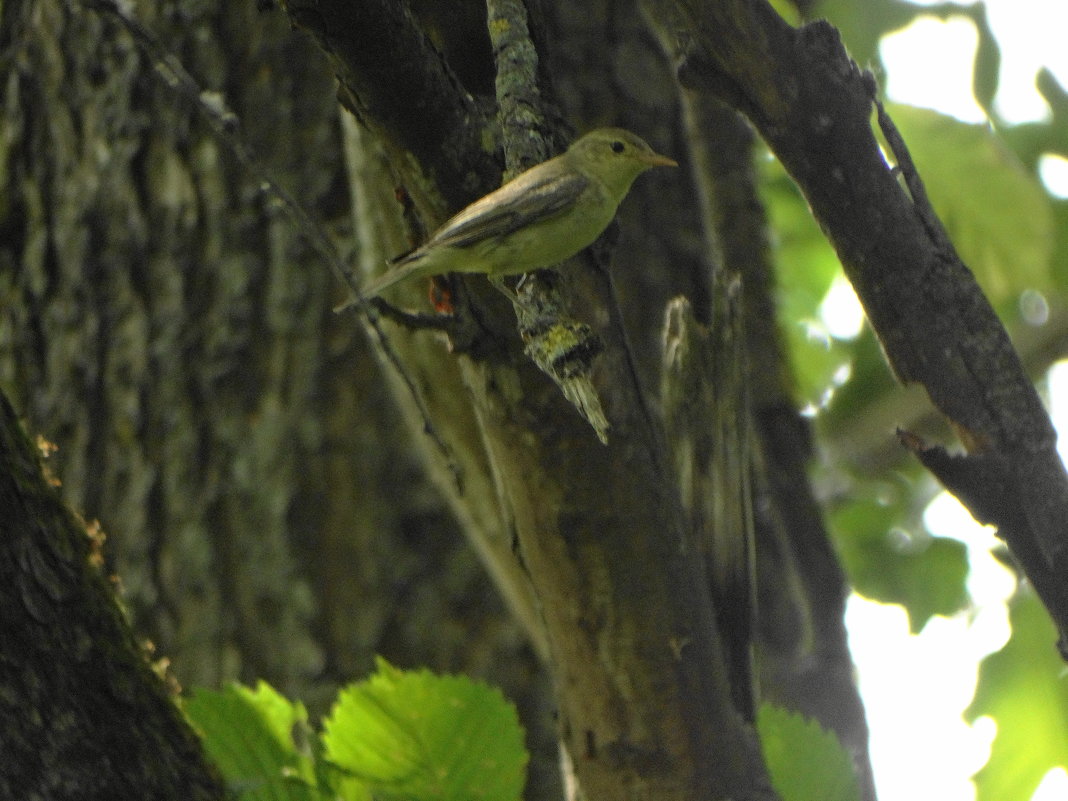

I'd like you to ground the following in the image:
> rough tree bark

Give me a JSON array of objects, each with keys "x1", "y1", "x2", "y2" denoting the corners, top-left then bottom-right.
[
  {"x1": 283, "y1": 0, "x2": 868, "y2": 799},
  {"x1": 1, "y1": 0, "x2": 557, "y2": 796},
  {"x1": 17, "y1": 0, "x2": 1057, "y2": 799},
  {"x1": 0, "y1": 390, "x2": 225, "y2": 800}
]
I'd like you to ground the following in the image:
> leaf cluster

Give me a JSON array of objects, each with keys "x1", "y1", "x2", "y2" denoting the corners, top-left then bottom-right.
[
  {"x1": 184, "y1": 659, "x2": 528, "y2": 801},
  {"x1": 184, "y1": 659, "x2": 869, "y2": 801}
]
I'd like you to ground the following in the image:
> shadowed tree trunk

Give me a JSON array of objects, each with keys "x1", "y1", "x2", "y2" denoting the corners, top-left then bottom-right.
[
  {"x1": 3, "y1": 0, "x2": 566, "y2": 795},
  {"x1": 0, "y1": 391, "x2": 225, "y2": 799},
  {"x1": 1, "y1": 0, "x2": 558, "y2": 795},
  {"x1": 10, "y1": 1, "x2": 1060, "y2": 799}
]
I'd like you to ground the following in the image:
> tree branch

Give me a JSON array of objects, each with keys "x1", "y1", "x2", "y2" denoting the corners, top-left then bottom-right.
[
  {"x1": 281, "y1": 0, "x2": 498, "y2": 216},
  {"x1": 646, "y1": 0, "x2": 1068, "y2": 652},
  {"x1": 287, "y1": 2, "x2": 779, "y2": 798}
]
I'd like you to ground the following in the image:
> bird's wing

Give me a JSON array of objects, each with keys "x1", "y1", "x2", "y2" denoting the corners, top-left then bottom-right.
[{"x1": 395, "y1": 169, "x2": 590, "y2": 262}]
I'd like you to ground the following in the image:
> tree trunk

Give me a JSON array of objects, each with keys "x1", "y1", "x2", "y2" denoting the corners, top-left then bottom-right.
[
  {"x1": 1, "y1": 0, "x2": 557, "y2": 795},
  {"x1": 0, "y1": 0, "x2": 899, "y2": 799},
  {"x1": 0, "y1": 390, "x2": 224, "y2": 799}
]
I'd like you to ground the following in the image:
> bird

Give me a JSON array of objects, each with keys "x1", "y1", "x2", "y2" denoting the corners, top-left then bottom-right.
[{"x1": 361, "y1": 128, "x2": 677, "y2": 298}]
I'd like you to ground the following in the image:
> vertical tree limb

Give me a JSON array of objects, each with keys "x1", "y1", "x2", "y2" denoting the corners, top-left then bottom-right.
[
  {"x1": 287, "y1": 1, "x2": 779, "y2": 797},
  {"x1": 0, "y1": 391, "x2": 224, "y2": 800}
]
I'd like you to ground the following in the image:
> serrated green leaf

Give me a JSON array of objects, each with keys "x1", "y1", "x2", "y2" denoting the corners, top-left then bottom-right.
[
  {"x1": 185, "y1": 681, "x2": 319, "y2": 801},
  {"x1": 757, "y1": 704, "x2": 862, "y2": 801},
  {"x1": 322, "y1": 658, "x2": 527, "y2": 801},
  {"x1": 966, "y1": 593, "x2": 1068, "y2": 801},
  {"x1": 884, "y1": 105, "x2": 1054, "y2": 306}
]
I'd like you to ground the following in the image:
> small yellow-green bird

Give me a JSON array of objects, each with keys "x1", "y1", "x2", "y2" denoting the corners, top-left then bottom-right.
[{"x1": 362, "y1": 128, "x2": 677, "y2": 298}]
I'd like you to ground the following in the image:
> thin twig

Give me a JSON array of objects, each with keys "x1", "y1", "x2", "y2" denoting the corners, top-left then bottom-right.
[{"x1": 871, "y1": 89, "x2": 955, "y2": 253}]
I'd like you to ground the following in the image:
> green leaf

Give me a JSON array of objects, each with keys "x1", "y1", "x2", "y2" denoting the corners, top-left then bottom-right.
[
  {"x1": 830, "y1": 487, "x2": 969, "y2": 631},
  {"x1": 322, "y1": 658, "x2": 527, "y2": 801},
  {"x1": 761, "y1": 157, "x2": 842, "y2": 312},
  {"x1": 969, "y1": 3, "x2": 1000, "y2": 115},
  {"x1": 185, "y1": 681, "x2": 319, "y2": 801},
  {"x1": 966, "y1": 592, "x2": 1068, "y2": 801},
  {"x1": 765, "y1": 0, "x2": 801, "y2": 25},
  {"x1": 1051, "y1": 200, "x2": 1068, "y2": 297},
  {"x1": 884, "y1": 105, "x2": 1054, "y2": 306},
  {"x1": 757, "y1": 704, "x2": 862, "y2": 801},
  {"x1": 813, "y1": 0, "x2": 919, "y2": 69},
  {"x1": 819, "y1": 327, "x2": 898, "y2": 426},
  {"x1": 760, "y1": 155, "x2": 854, "y2": 408}
]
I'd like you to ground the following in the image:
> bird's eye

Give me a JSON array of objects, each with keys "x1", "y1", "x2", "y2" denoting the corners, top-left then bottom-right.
[{"x1": 610, "y1": 140, "x2": 625, "y2": 154}]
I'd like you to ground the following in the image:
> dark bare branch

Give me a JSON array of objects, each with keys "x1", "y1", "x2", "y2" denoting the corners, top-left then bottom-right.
[{"x1": 644, "y1": 0, "x2": 1068, "y2": 651}]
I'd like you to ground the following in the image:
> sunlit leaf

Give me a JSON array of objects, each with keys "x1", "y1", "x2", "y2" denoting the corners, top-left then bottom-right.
[
  {"x1": 322, "y1": 657, "x2": 527, "y2": 801},
  {"x1": 766, "y1": 0, "x2": 801, "y2": 25},
  {"x1": 185, "y1": 682, "x2": 320, "y2": 801},
  {"x1": 967, "y1": 592, "x2": 1068, "y2": 801},
  {"x1": 884, "y1": 104, "x2": 1054, "y2": 306},
  {"x1": 1051, "y1": 201, "x2": 1068, "y2": 295},
  {"x1": 830, "y1": 487, "x2": 968, "y2": 631},
  {"x1": 813, "y1": 0, "x2": 918, "y2": 67},
  {"x1": 757, "y1": 704, "x2": 862, "y2": 801}
]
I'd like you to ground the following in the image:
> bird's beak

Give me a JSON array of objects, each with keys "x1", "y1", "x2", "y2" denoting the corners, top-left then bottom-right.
[{"x1": 642, "y1": 152, "x2": 679, "y2": 168}]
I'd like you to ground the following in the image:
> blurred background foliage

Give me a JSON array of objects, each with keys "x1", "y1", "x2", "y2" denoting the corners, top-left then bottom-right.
[{"x1": 777, "y1": 1, "x2": 1068, "y2": 798}]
